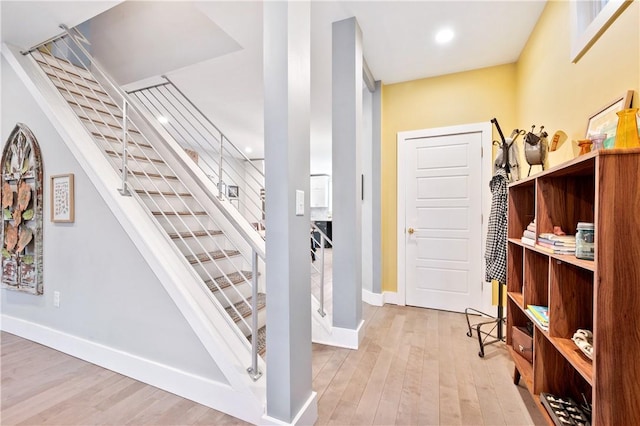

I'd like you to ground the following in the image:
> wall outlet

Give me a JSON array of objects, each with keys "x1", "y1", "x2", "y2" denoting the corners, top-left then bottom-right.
[{"x1": 53, "y1": 291, "x2": 60, "y2": 308}]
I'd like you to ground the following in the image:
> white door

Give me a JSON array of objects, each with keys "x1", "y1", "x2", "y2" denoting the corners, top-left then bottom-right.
[{"x1": 401, "y1": 129, "x2": 483, "y2": 312}]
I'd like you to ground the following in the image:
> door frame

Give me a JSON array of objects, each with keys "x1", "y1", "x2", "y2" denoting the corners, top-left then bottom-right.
[{"x1": 397, "y1": 122, "x2": 493, "y2": 309}]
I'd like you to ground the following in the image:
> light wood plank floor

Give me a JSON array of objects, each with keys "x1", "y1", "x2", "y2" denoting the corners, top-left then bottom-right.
[{"x1": 1, "y1": 304, "x2": 545, "y2": 425}]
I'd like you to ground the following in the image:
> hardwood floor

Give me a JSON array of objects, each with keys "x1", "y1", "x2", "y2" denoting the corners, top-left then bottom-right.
[{"x1": 1, "y1": 304, "x2": 545, "y2": 425}]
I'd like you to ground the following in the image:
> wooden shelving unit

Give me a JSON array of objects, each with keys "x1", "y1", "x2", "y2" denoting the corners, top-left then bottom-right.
[{"x1": 506, "y1": 148, "x2": 640, "y2": 425}]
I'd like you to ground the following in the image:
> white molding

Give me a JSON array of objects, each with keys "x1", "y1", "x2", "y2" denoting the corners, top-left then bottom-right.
[
  {"x1": 383, "y1": 291, "x2": 400, "y2": 306},
  {"x1": 362, "y1": 289, "x2": 384, "y2": 306},
  {"x1": 396, "y1": 122, "x2": 492, "y2": 309},
  {"x1": 261, "y1": 392, "x2": 318, "y2": 425},
  {"x1": 311, "y1": 319, "x2": 364, "y2": 350},
  {"x1": 1, "y1": 315, "x2": 263, "y2": 424}
]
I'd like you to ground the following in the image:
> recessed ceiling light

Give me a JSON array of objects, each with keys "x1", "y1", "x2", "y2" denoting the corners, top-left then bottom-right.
[
  {"x1": 435, "y1": 28, "x2": 455, "y2": 44},
  {"x1": 157, "y1": 116, "x2": 168, "y2": 124},
  {"x1": 245, "y1": 147, "x2": 253, "y2": 154}
]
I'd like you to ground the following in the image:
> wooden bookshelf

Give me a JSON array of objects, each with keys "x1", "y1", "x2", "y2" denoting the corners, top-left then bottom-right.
[{"x1": 506, "y1": 149, "x2": 640, "y2": 425}]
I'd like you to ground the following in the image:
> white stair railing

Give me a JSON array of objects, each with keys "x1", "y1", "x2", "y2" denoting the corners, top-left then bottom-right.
[{"x1": 24, "y1": 25, "x2": 265, "y2": 378}]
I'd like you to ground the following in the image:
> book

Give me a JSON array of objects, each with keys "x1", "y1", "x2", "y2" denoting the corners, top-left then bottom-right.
[
  {"x1": 527, "y1": 305, "x2": 549, "y2": 324},
  {"x1": 523, "y1": 230, "x2": 536, "y2": 240},
  {"x1": 525, "y1": 309, "x2": 549, "y2": 331},
  {"x1": 521, "y1": 236, "x2": 536, "y2": 247},
  {"x1": 538, "y1": 233, "x2": 576, "y2": 243},
  {"x1": 537, "y1": 238, "x2": 576, "y2": 247}
]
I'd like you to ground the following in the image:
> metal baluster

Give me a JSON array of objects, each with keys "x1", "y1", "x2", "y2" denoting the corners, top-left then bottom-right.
[
  {"x1": 119, "y1": 100, "x2": 131, "y2": 196},
  {"x1": 318, "y1": 234, "x2": 326, "y2": 317},
  {"x1": 218, "y1": 132, "x2": 225, "y2": 199},
  {"x1": 247, "y1": 250, "x2": 263, "y2": 381}
]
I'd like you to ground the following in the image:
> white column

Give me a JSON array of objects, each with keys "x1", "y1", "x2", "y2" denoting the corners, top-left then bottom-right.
[
  {"x1": 332, "y1": 17, "x2": 363, "y2": 333},
  {"x1": 263, "y1": 1, "x2": 315, "y2": 423}
]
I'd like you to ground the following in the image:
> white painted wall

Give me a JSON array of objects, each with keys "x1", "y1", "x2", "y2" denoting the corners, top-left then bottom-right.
[{"x1": 1, "y1": 56, "x2": 225, "y2": 383}]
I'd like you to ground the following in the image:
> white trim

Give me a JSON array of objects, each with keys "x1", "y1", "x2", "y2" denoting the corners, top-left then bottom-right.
[
  {"x1": 396, "y1": 122, "x2": 492, "y2": 308},
  {"x1": 1, "y1": 315, "x2": 262, "y2": 424},
  {"x1": 261, "y1": 392, "x2": 318, "y2": 425},
  {"x1": 362, "y1": 289, "x2": 384, "y2": 306},
  {"x1": 311, "y1": 319, "x2": 364, "y2": 349},
  {"x1": 383, "y1": 291, "x2": 400, "y2": 306}
]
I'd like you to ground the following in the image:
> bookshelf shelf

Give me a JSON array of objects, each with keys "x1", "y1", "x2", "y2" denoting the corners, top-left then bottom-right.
[{"x1": 506, "y1": 150, "x2": 640, "y2": 425}]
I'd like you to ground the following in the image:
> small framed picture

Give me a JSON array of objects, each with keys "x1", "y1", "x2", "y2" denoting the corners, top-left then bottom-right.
[
  {"x1": 51, "y1": 174, "x2": 74, "y2": 223},
  {"x1": 585, "y1": 90, "x2": 633, "y2": 138},
  {"x1": 228, "y1": 185, "x2": 239, "y2": 199}
]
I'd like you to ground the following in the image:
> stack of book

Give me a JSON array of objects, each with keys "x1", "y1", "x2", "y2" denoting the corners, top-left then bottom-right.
[
  {"x1": 527, "y1": 305, "x2": 549, "y2": 331},
  {"x1": 535, "y1": 233, "x2": 576, "y2": 255},
  {"x1": 521, "y1": 220, "x2": 536, "y2": 247}
]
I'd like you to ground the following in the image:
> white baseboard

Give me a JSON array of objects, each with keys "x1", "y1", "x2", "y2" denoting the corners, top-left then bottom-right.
[
  {"x1": 1, "y1": 314, "x2": 263, "y2": 425},
  {"x1": 311, "y1": 319, "x2": 364, "y2": 349},
  {"x1": 362, "y1": 289, "x2": 399, "y2": 306},
  {"x1": 261, "y1": 391, "x2": 318, "y2": 425}
]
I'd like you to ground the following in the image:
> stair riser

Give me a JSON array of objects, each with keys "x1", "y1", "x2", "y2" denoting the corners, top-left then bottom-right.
[
  {"x1": 193, "y1": 257, "x2": 246, "y2": 283},
  {"x1": 153, "y1": 213, "x2": 218, "y2": 232},
  {"x1": 36, "y1": 55, "x2": 95, "y2": 80},
  {"x1": 129, "y1": 177, "x2": 189, "y2": 195},
  {"x1": 63, "y1": 92, "x2": 121, "y2": 116},
  {"x1": 172, "y1": 235, "x2": 229, "y2": 256},
  {"x1": 210, "y1": 281, "x2": 252, "y2": 309},
  {"x1": 234, "y1": 308, "x2": 267, "y2": 338},
  {"x1": 94, "y1": 137, "x2": 162, "y2": 163},
  {"x1": 121, "y1": 160, "x2": 174, "y2": 178},
  {"x1": 79, "y1": 120, "x2": 138, "y2": 143},
  {"x1": 138, "y1": 194, "x2": 202, "y2": 213},
  {"x1": 55, "y1": 82, "x2": 114, "y2": 106},
  {"x1": 44, "y1": 69, "x2": 103, "y2": 94},
  {"x1": 71, "y1": 104, "x2": 122, "y2": 127}
]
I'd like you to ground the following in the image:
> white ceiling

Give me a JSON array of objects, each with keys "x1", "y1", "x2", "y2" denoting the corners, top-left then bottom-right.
[{"x1": 1, "y1": 1, "x2": 546, "y2": 173}]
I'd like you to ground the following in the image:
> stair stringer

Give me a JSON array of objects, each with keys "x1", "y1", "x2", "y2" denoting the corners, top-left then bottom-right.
[{"x1": 2, "y1": 42, "x2": 267, "y2": 424}]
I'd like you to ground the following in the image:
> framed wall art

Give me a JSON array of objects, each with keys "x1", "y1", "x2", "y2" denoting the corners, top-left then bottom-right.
[
  {"x1": 51, "y1": 174, "x2": 74, "y2": 223},
  {"x1": 585, "y1": 90, "x2": 633, "y2": 138}
]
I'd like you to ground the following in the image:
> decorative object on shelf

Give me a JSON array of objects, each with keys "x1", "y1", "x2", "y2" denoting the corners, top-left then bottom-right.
[
  {"x1": 1, "y1": 123, "x2": 44, "y2": 295},
  {"x1": 575, "y1": 222, "x2": 595, "y2": 260},
  {"x1": 586, "y1": 90, "x2": 633, "y2": 148},
  {"x1": 590, "y1": 133, "x2": 607, "y2": 151},
  {"x1": 572, "y1": 329, "x2": 593, "y2": 360},
  {"x1": 540, "y1": 393, "x2": 591, "y2": 426},
  {"x1": 50, "y1": 174, "x2": 74, "y2": 223},
  {"x1": 614, "y1": 108, "x2": 640, "y2": 148},
  {"x1": 577, "y1": 139, "x2": 593, "y2": 155},
  {"x1": 549, "y1": 130, "x2": 567, "y2": 152},
  {"x1": 524, "y1": 125, "x2": 548, "y2": 176}
]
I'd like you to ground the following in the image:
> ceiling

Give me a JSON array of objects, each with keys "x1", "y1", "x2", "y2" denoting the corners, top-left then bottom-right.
[{"x1": 1, "y1": 1, "x2": 546, "y2": 173}]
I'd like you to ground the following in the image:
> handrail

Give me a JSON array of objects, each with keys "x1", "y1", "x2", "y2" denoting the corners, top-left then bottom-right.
[
  {"x1": 29, "y1": 26, "x2": 264, "y2": 378},
  {"x1": 59, "y1": 24, "x2": 266, "y2": 261},
  {"x1": 311, "y1": 222, "x2": 332, "y2": 317}
]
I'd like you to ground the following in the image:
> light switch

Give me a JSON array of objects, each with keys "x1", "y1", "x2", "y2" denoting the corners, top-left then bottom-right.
[{"x1": 296, "y1": 190, "x2": 304, "y2": 216}]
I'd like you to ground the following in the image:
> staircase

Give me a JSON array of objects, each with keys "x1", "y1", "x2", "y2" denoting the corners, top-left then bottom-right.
[{"x1": 26, "y1": 28, "x2": 268, "y2": 366}]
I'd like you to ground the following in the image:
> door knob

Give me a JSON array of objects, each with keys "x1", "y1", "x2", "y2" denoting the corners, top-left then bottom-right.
[{"x1": 407, "y1": 227, "x2": 415, "y2": 235}]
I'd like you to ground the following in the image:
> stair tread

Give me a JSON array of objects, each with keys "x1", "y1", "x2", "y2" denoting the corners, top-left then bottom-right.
[
  {"x1": 126, "y1": 170, "x2": 178, "y2": 180},
  {"x1": 225, "y1": 293, "x2": 266, "y2": 323},
  {"x1": 248, "y1": 325, "x2": 267, "y2": 357},
  {"x1": 44, "y1": 70, "x2": 106, "y2": 95},
  {"x1": 135, "y1": 190, "x2": 191, "y2": 197},
  {"x1": 79, "y1": 115, "x2": 141, "y2": 134},
  {"x1": 204, "y1": 271, "x2": 253, "y2": 292},
  {"x1": 92, "y1": 132, "x2": 153, "y2": 149},
  {"x1": 68, "y1": 100, "x2": 123, "y2": 119},
  {"x1": 35, "y1": 53, "x2": 95, "y2": 74},
  {"x1": 168, "y1": 230, "x2": 222, "y2": 239},
  {"x1": 152, "y1": 211, "x2": 207, "y2": 216},
  {"x1": 36, "y1": 58, "x2": 95, "y2": 78},
  {"x1": 58, "y1": 85, "x2": 118, "y2": 107},
  {"x1": 105, "y1": 150, "x2": 164, "y2": 164},
  {"x1": 185, "y1": 250, "x2": 240, "y2": 265}
]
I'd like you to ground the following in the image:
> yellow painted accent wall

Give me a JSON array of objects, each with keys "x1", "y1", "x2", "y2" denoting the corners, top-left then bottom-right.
[
  {"x1": 380, "y1": 0, "x2": 639, "y2": 294},
  {"x1": 516, "y1": 0, "x2": 639, "y2": 167},
  {"x1": 381, "y1": 64, "x2": 518, "y2": 292}
]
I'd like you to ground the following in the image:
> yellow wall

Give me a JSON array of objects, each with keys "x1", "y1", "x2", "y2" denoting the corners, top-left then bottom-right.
[
  {"x1": 517, "y1": 0, "x2": 639, "y2": 166},
  {"x1": 380, "y1": 1, "x2": 639, "y2": 293},
  {"x1": 381, "y1": 64, "x2": 518, "y2": 292}
]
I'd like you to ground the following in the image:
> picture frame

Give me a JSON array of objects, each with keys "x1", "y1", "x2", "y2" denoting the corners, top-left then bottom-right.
[
  {"x1": 228, "y1": 185, "x2": 239, "y2": 199},
  {"x1": 585, "y1": 90, "x2": 633, "y2": 138},
  {"x1": 51, "y1": 174, "x2": 74, "y2": 223}
]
